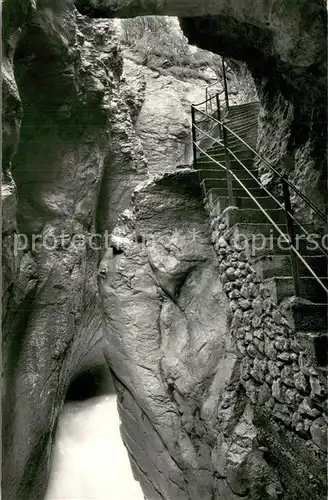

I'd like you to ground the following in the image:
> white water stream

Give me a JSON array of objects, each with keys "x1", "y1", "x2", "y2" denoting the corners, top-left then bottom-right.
[{"x1": 45, "y1": 395, "x2": 144, "y2": 500}]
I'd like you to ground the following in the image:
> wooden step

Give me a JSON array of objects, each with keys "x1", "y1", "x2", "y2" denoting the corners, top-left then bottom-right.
[
  {"x1": 226, "y1": 207, "x2": 287, "y2": 225},
  {"x1": 196, "y1": 168, "x2": 256, "y2": 180},
  {"x1": 202, "y1": 179, "x2": 269, "y2": 198},
  {"x1": 199, "y1": 172, "x2": 260, "y2": 190}
]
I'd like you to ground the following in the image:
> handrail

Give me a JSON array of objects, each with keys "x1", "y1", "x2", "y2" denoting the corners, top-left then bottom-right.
[
  {"x1": 193, "y1": 122, "x2": 327, "y2": 249},
  {"x1": 193, "y1": 106, "x2": 327, "y2": 223},
  {"x1": 222, "y1": 57, "x2": 230, "y2": 110},
  {"x1": 193, "y1": 93, "x2": 218, "y2": 108},
  {"x1": 195, "y1": 142, "x2": 328, "y2": 295},
  {"x1": 191, "y1": 94, "x2": 328, "y2": 299}
]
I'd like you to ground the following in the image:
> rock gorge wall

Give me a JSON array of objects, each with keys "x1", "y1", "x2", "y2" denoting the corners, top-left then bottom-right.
[
  {"x1": 122, "y1": 56, "x2": 243, "y2": 174},
  {"x1": 2, "y1": 1, "x2": 327, "y2": 500},
  {"x1": 98, "y1": 172, "x2": 327, "y2": 500},
  {"x1": 75, "y1": 0, "x2": 327, "y2": 217},
  {"x1": 98, "y1": 171, "x2": 236, "y2": 500},
  {"x1": 2, "y1": 2, "x2": 147, "y2": 499}
]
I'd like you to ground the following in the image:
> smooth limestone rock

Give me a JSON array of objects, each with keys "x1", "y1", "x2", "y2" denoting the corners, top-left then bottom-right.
[{"x1": 98, "y1": 171, "x2": 245, "y2": 499}]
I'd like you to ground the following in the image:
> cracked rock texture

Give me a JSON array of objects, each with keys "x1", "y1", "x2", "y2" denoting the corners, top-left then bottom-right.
[
  {"x1": 99, "y1": 171, "x2": 240, "y2": 500},
  {"x1": 122, "y1": 56, "x2": 242, "y2": 174},
  {"x1": 76, "y1": 0, "x2": 327, "y2": 217},
  {"x1": 2, "y1": 2, "x2": 146, "y2": 499},
  {"x1": 2, "y1": 1, "x2": 327, "y2": 500}
]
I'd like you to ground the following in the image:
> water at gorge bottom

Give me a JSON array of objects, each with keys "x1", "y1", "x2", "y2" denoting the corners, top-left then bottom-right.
[{"x1": 45, "y1": 395, "x2": 144, "y2": 500}]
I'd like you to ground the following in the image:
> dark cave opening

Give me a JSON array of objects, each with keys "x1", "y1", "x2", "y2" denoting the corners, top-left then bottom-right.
[
  {"x1": 314, "y1": 334, "x2": 328, "y2": 368},
  {"x1": 65, "y1": 364, "x2": 115, "y2": 402}
]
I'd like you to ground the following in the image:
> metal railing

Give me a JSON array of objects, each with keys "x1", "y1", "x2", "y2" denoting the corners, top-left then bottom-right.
[
  {"x1": 204, "y1": 56, "x2": 230, "y2": 115},
  {"x1": 191, "y1": 94, "x2": 328, "y2": 298}
]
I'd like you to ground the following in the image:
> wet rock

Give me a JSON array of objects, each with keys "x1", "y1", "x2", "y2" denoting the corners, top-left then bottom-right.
[
  {"x1": 253, "y1": 337, "x2": 264, "y2": 354},
  {"x1": 294, "y1": 372, "x2": 308, "y2": 393},
  {"x1": 264, "y1": 339, "x2": 278, "y2": 360},
  {"x1": 250, "y1": 296, "x2": 262, "y2": 314},
  {"x1": 285, "y1": 388, "x2": 301, "y2": 407},
  {"x1": 247, "y1": 344, "x2": 259, "y2": 358},
  {"x1": 272, "y1": 310, "x2": 283, "y2": 325},
  {"x1": 252, "y1": 315, "x2": 262, "y2": 328},
  {"x1": 226, "y1": 266, "x2": 236, "y2": 280},
  {"x1": 272, "y1": 403, "x2": 290, "y2": 425},
  {"x1": 310, "y1": 418, "x2": 327, "y2": 452},
  {"x1": 258, "y1": 383, "x2": 271, "y2": 406},
  {"x1": 267, "y1": 360, "x2": 281, "y2": 379},
  {"x1": 298, "y1": 398, "x2": 321, "y2": 418},
  {"x1": 281, "y1": 366, "x2": 295, "y2": 387},
  {"x1": 274, "y1": 337, "x2": 290, "y2": 351},
  {"x1": 309, "y1": 376, "x2": 326, "y2": 398},
  {"x1": 250, "y1": 358, "x2": 267, "y2": 383},
  {"x1": 272, "y1": 380, "x2": 286, "y2": 404}
]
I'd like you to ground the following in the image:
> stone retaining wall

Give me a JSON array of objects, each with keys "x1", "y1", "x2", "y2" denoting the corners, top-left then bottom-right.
[{"x1": 205, "y1": 200, "x2": 327, "y2": 456}]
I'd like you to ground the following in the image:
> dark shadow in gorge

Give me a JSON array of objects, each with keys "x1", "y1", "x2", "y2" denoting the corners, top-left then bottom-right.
[{"x1": 65, "y1": 364, "x2": 116, "y2": 402}]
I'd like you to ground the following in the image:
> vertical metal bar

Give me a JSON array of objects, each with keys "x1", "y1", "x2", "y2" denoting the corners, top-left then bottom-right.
[
  {"x1": 201, "y1": 179, "x2": 207, "y2": 200},
  {"x1": 191, "y1": 105, "x2": 198, "y2": 170},
  {"x1": 222, "y1": 57, "x2": 229, "y2": 111},
  {"x1": 216, "y1": 93, "x2": 222, "y2": 139},
  {"x1": 282, "y1": 176, "x2": 301, "y2": 297},
  {"x1": 222, "y1": 125, "x2": 234, "y2": 206}
]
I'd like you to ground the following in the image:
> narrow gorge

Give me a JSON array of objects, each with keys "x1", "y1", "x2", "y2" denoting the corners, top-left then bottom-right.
[{"x1": 2, "y1": 1, "x2": 327, "y2": 500}]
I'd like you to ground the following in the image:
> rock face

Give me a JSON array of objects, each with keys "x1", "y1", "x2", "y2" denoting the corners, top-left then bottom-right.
[
  {"x1": 2, "y1": 3, "x2": 146, "y2": 499},
  {"x1": 98, "y1": 171, "x2": 237, "y2": 500},
  {"x1": 2, "y1": 1, "x2": 327, "y2": 500},
  {"x1": 122, "y1": 57, "x2": 243, "y2": 174},
  {"x1": 75, "y1": 0, "x2": 327, "y2": 215},
  {"x1": 96, "y1": 171, "x2": 327, "y2": 500},
  {"x1": 123, "y1": 60, "x2": 196, "y2": 173}
]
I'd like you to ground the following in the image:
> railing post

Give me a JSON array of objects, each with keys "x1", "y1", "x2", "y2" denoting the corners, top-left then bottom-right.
[
  {"x1": 282, "y1": 175, "x2": 301, "y2": 298},
  {"x1": 222, "y1": 57, "x2": 230, "y2": 111},
  {"x1": 191, "y1": 104, "x2": 198, "y2": 169},
  {"x1": 222, "y1": 124, "x2": 234, "y2": 206},
  {"x1": 216, "y1": 93, "x2": 222, "y2": 139}
]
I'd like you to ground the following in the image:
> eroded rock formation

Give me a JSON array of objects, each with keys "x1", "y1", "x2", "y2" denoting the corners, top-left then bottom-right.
[
  {"x1": 98, "y1": 171, "x2": 235, "y2": 499},
  {"x1": 2, "y1": 2, "x2": 146, "y2": 498},
  {"x1": 75, "y1": 0, "x2": 327, "y2": 214},
  {"x1": 2, "y1": 1, "x2": 327, "y2": 499}
]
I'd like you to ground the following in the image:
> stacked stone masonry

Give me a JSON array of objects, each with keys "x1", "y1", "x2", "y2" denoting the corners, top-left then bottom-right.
[{"x1": 205, "y1": 200, "x2": 327, "y2": 456}]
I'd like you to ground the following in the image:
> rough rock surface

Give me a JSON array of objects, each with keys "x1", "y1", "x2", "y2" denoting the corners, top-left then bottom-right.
[
  {"x1": 97, "y1": 171, "x2": 327, "y2": 500},
  {"x1": 122, "y1": 57, "x2": 242, "y2": 174},
  {"x1": 2, "y1": 1, "x2": 327, "y2": 499},
  {"x1": 75, "y1": 0, "x2": 327, "y2": 215},
  {"x1": 99, "y1": 171, "x2": 239, "y2": 500},
  {"x1": 203, "y1": 200, "x2": 327, "y2": 499},
  {"x1": 124, "y1": 60, "x2": 196, "y2": 172},
  {"x1": 2, "y1": 3, "x2": 146, "y2": 499}
]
